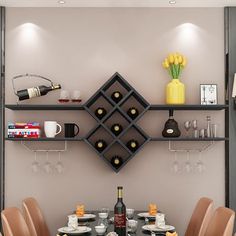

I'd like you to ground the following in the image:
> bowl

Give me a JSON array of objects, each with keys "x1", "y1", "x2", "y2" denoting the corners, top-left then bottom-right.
[{"x1": 95, "y1": 225, "x2": 106, "y2": 235}]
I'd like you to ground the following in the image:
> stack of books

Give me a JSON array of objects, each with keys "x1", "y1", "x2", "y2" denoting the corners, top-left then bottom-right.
[{"x1": 8, "y1": 122, "x2": 41, "y2": 138}]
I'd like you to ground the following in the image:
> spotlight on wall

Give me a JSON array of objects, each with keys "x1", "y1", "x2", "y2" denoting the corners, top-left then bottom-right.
[
  {"x1": 169, "y1": 0, "x2": 176, "y2": 4},
  {"x1": 58, "y1": 0, "x2": 66, "y2": 4}
]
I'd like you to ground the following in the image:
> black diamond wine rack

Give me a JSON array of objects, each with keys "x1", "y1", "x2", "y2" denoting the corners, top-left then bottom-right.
[{"x1": 84, "y1": 72, "x2": 150, "y2": 172}]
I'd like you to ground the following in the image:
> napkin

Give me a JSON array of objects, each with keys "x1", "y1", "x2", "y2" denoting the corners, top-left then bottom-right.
[{"x1": 166, "y1": 232, "x2": 178, "y2": 236}]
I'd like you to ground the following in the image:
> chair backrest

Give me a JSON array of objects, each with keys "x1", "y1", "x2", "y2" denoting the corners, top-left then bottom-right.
[
  {"x1": 1, "y1": 207, "x2": 31, "y2": 236},
  {"x1": 22, "y1": 197, "x2": 50, "y2": 236},
  {"x1": 185, "y1": 197, "x2": 213, "y2": 236},
  {"x1": 204, "y1": 206, "x2": 235, "y2": 236}
]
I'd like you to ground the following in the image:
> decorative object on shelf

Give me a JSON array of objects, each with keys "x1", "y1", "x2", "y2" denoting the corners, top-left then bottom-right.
[
  {"x1": 111, "y1": 91, "x2": 123, "y2": 103},
  {"x1": 184, "y1": 120, "x2": 191, "y2": 137},
  {"x1": 64, "y1": 123, "x2": 79, "y2": 138},
  {"x1": 12, "y1": 73, "x2": 61, "y2": 101},
  {"x1": 206, "y1": 116, "x2": 211, "y2": 138},
  {"x1": 200, "y1": 84, "x2": 217, "y2": 105},
  {"x1": 59, "y1": 90, "x2": 70, "y2": 103},
  {"x1": 44, "y1": 121, "x2": 62, "y2": 138},
  {"x1": 95, "y1": 139, "x2": 107, "y2": 152},
  {"x1": 127, "y1": 107, "x2": 139, "y2": 120},
  {"x1": 126, "y1": 139, "x2": 139, "y2": 152},
  {"x1": 71, "y1": 90, "x2": 82, "y2": 103},
  {"x1": 111, "y1": 123, "x2": 123, "y2": 136},
  {"x1": 162, "y1": 110, "x2": 181, "y2": 137},
  {"x1": 111, "y1": 156, "x2": 123, "y2": 169},
  {"x1": 162, "y1": 52, "x2": 187, "y2": 104},
  {"x1": 95, "y1": 107, "x2": 107, "y2": 120}
]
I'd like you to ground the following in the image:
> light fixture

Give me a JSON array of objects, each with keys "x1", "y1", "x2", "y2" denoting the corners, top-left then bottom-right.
[
  {"x1": 58, "y1": 0, "x2": 66, "y2": 4},
  {"x1": 169, "y1": 0, "x2": 176, "y2": 4}
]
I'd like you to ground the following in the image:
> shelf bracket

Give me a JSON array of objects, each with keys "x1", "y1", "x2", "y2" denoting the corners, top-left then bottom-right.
[
  {"x1": 20, "y1": 141, "x2": 68, "y2": 152},
  {"x1": 168, "y1": 140, "x2": 214, "y2": 153}
]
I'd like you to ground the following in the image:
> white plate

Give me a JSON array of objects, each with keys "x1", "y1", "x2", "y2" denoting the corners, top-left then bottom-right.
[
  {"x1": 58, "y1": 226, "x2": 92, "y2": 234},
  {"x1": 142, "y1": 224, "x2": 175, "y2": 232},
  {"x1": 76, "y1": 213, "x2": 96, "y2": 220},
  {"x1": 137, "y1": 212, "x2": 156, "y2": 218}
]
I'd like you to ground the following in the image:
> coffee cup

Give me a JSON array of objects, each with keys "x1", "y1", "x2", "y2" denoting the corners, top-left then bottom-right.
[
  {"x1": 44, "y1": 121, "x2": 62, "y2": 138},
  {"x1": 64, "y1": 123, "x2": 79, "y2": 137}
]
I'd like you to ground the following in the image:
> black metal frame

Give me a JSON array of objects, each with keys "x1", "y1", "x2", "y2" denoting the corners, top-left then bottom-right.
[{"x1": 0, "y1": 6, "x2": 5, "y2": 227}]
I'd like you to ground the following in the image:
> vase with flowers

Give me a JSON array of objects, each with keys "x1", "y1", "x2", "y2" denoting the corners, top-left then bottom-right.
[{"x1": 162, "y1": 53, "x2": 187, "y2": 104}]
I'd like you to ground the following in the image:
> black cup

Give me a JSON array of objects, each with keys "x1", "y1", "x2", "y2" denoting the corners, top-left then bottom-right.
[{"x1": 64, "y1": 123, "x2": 79, "y2": 137}]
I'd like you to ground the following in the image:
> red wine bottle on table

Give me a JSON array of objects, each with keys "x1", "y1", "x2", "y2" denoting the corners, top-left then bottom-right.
[
  {"x1": 17, "y1": 84, "x2": 61, "y2": 101},
  {"x1": 114, "y1": 186, "x2": 126, "y2": 236}
]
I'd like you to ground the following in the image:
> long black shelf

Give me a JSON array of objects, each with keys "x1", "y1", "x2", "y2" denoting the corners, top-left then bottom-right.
[
  {"x1": 5, "y1": 104, "x2": 85, "y2": 110},
  {"x1": 5, "y1": 137, "x2": 84, "y2": 141},
  {"x1": 149, "y1": 104, "x2": 228, "y2": 110},
  {"x1": 150, "y1": 137, "x2": 228, "y2": 141}
]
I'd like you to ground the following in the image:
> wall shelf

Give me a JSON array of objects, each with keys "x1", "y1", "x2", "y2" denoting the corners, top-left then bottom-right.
[
  {"x1": 149, "y1": 104, "x2": 228, "y2": 110},
  {"x1": 150, "y1": 137, "x2": 228, "y2": 141},
  {"x1": 5, "y1": 137, "x2": 84, "y2": 141},
  {"x1": 5, "y1": 104, "x2": 85, "y2": 110}
]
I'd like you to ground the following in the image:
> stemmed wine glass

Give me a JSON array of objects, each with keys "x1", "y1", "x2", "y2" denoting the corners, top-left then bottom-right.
[
  {"x1": 184, "y1": 151, "x2": 192, "y2": 173},
  {"x1": 55, "y1": 151, "x2": 64, "y2": 174},
  {"x1": 195, "y1": 151, "x2": 205, "y2": 173},
  {"x1": 171, "y1": 151, "x2": 181, "y2": 174},
  {"x1": 192, "y1": 120, "x2": 198, "y2": 138},
  {"x1": 44, "y1": 151, "x2": 53, "y2": 174},
  {"x1": 184, "y1": 121, "x2": 191, "y2": 137},
  {"x1": 31, "y1": 151, "x2": 40, "y2": 173}
]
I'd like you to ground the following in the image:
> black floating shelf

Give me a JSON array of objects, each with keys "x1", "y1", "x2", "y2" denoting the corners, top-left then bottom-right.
[
  {"x1": 5, "y1": 104, "x2": 85, "y2": 110},
  {"x1": 150, "y1": 137, "x2": 228, "y2": 141},
  {"x1": 5, "y1": 137, "x2": 84, "y2": 141},
  {"x1": 149, "y1": 104, "x2": 228, "y2": 110}
]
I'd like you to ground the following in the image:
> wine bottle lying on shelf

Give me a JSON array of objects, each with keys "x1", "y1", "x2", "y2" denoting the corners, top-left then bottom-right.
[
  {"x1": 126, "y1": 139, "x2": 139, "y2": 152},
  {"x1": 111, "y1": 123, "x2": 123, "y2": 136},
  {"x1": 127, "y1": 107, "x2": 139, "y2": 120},
  {"x1": 111, "y1": 156, "x2": 123, "y2": 169},
  {"x1": 94, "y1": 139, "x2": 107, "y2": 152},
  {"x1": 111, "y1": 91, "x2": 123, "y2": 103},
  {"x1": 95, "y1": 107, "x2": 107, "y2": 120}
]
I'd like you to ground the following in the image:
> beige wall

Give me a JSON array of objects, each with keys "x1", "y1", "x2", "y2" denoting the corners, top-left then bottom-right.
[{"x1": 5, "y1": 8, "x2": 225, "y2": 235}]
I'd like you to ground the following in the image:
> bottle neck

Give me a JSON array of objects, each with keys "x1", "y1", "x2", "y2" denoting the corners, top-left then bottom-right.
[{"x1": 117, "y1": 188, "x2": 123, "y2": 201}]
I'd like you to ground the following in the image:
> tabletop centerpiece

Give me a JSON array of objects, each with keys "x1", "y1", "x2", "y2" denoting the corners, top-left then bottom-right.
[{"x1": 162, "y1": 52, "x2": 187, "y2": 104}]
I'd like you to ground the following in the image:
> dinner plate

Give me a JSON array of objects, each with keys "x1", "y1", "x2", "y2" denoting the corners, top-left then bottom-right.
[
  {"x1": 76, "y1": 213, "x2": 96, "y2": 220},
  {"x1": 58, "y1": 226, "x2": 92, "y2": 234},
  {"x1": 137, "y1": 212, "x2": 156, "y2": 218},
  {"x1": 142, "y1": 224, "x2": 175, "y2": 232}
]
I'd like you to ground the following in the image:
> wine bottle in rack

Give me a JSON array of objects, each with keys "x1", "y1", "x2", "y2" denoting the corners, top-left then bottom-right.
[
  {"x1": 17, "y1": 84, "x2": 61, "y2": 101},
  {"x1": 114, "y1": 186, "x2": 126, "y2": 236},
  {"x1": 111, "y1": 123, "x2": 123, "y2": 136},
  {"x1": 111, "y1": 91, "x2": 123, "y2": 103},
  {"x1": 127, "y1": 107, "x2": 139, "y2": 120},
  {"x1": 111, "y1": 156, "x2": 123, "y2": 169},
  {"x1": 126, "y1": 139, "x2": 139, "y2": 152},
  {"x1": 94, "y1": 139, "x2": 107, "y2": 152},
  {"x1": 94, "y1": 107, "x2": 107, "y2": 120}
]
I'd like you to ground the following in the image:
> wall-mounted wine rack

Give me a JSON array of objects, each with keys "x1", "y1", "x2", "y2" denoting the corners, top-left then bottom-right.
[{"x1": 5, "y1": 72, "x2": 228, "y2": 172}]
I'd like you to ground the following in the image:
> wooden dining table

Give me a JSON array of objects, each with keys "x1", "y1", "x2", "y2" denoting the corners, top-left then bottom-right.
[{"x1": 57, "y1": 211, "x2": 176, "y2": 236}]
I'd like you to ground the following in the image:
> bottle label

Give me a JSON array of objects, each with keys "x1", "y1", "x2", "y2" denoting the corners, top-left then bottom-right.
[
  {"x1": 27, "y1": 87, "x2": 41, "y2": 98},
  {"x1": 114, "y1": 214, "x2": 126, "y2": 227},
  {"x1": 167, "y1": 129, "x2": 174, "y2": 134}
]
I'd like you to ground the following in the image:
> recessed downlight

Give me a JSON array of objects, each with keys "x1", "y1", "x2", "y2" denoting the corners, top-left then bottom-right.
[
  {"x1": 58, "y1": 0, "x2": 66, "y2": 4},
  {"x1": 169, "y1": 0, "x2": 176, "y2": 4}
]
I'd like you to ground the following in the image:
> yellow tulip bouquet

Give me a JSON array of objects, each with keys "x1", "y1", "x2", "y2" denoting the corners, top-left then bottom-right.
[{"x1": 162, "y1": 53, "x2": 187, "y2": 79}]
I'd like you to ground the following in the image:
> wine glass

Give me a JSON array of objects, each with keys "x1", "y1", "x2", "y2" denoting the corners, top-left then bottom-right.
[
  {"x1": 192, "y1": 120, "x2": 198, "y2": 138},
  {"x1": 44, "y1": 151, "x2": 53, "y2": 174},
  {"x1": 171, "y1": 151, "x2": 181, "y2": 174},
  {"x1": 71, "y1": 90, "x2": 82, "y2": 103},
  {"x1": 184, "y1": 151, "x2": 192, "y2": 173},
  {"x1": 58, "y1": 90, "x2": 70, "y2": 103},
  {"x1": 55, "y1": 151, "x2": 64, "y2": 174},
  {"x1": 195, "y1": 151, "x2": 205, "y2": 173},
  {"x1": 184, "y1": 121, "x2": 191, "y2": 137},
  {"x1": 31, "y1": 151, "x2": 40, "y2": 173}
]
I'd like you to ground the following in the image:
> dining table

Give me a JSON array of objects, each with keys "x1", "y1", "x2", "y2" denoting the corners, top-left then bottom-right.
[{"x1": 57, "y1": 211, "x2": 176, "y2": 236}]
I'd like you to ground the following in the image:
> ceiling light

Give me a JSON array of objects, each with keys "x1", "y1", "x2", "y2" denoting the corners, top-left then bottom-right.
[
  {"x1": 169, "y1": 0, "x2": 176, "y2": 4},
  {"x1": 58, "y1": 0, "x2": 66, "y2": 4}
]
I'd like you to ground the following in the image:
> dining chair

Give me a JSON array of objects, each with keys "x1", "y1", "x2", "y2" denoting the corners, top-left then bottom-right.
[
  {"x1": 1, "y1": 207, "x2": 31, "y2": 236},
  {"x1": 204, "y1": 206, "x2": 235, "y2": 236},
  {"x1": 185, "y1": 197, "x2": 213, "y2": 236},
  {"x1": 22, "y1": 197, "x2": 50, "y2": 236}
]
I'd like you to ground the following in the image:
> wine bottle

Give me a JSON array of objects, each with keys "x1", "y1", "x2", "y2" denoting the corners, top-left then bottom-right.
[
  {"x1": 111, "y1": 155, "x2": 123, "y2": 169},
  {"x1": 111, "y1": 91, "x2": 123, "y2": 103},
  {"x1": 111, "y1": 123, "x2": 123, "y2": 136},
  {"x1": 95, "y1": 107, "x2": 107, "y2": 120},
  {"x1": 126, "y1": 139, "x2": 139, "y2": 152},
  {"x1": 127, "y1": 107, "x2": 139, "y2": 120},
  {"x1": 114, "y1": 186, "x2": 126, "y2": 236},
  {"x1": 162, "y1": 110, "x2": 181, "y2": 137},
  {"x1": 94, "y1": 139, "x2": 107, "y2": 152},
  {"x1": 17, "y1": 84, "x2": 61, "y2": 101}
]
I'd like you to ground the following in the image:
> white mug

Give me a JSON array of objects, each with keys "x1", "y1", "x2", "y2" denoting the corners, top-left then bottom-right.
[{"x1": 44, "y1": 121, "x2": 62, "y2": 138}]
